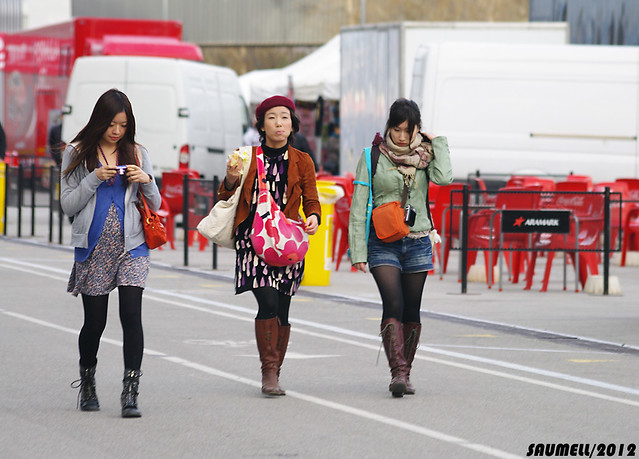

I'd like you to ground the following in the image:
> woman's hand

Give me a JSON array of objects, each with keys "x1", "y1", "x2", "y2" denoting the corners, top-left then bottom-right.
[
  {"x1": 125, "y1": 165, "x2": 151, "y2": 183},
  {"x1": 304, "y1": 214, "x2": 319, "y2": 235},
  {"x1": 225, "y1": 160, "x2": 243, "y2": 188},
  {"x1": 353, "y1": 262, "x2": 367, "y2": 273},
  {"x1": 95, "y1": 165, "x2": 117, "y2": 182}
]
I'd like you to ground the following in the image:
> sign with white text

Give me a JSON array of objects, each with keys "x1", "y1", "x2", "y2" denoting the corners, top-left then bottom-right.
[{"x1": 501, "y1": 210, "x2": 571, "y2": 234}]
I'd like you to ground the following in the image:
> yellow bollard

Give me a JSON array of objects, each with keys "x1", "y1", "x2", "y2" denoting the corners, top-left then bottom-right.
[{"x1": 301, "y1": 180, "x2": 344, "y2": 286}]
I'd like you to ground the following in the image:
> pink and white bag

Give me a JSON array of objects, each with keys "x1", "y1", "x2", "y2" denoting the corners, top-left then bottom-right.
[{"x1": 250, "y1": 147, "x2": 309, "y2": 267}]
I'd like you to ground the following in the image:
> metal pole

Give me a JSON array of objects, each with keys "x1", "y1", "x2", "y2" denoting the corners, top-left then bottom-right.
[
  {"x1": 162, "y1": 0, "x2": 169, "y2": 20},
  {"x1": 360, "y1": 0, "x2": 366, "y2": 23},
  {"x1": 48, "y1": 167, "x2": 54, "y2": 243},
  {"x1": 17, "y1": 164, "x2": 23, "y2": 238},
  {"x1": 183, "y1": 173, "x2": 189, "y2": 267},
  {"x1": 57, "y1": 168, "x2": 63, "y2": 245},
  {"x1": 30, "y1": 164, "x2": 36, "y2": 236},
  {"x1": 212, "y1": 176, "x2": 220, "y2": 270},
  {"x1": 460, "y1": 185, "x2": 469, "y2": 294},
  {"x1": 603, "y1": 187, "x2": 611, "y2": 295},
  {"x1": 3, "y1": 165, "x2": 8, "y2": 236}
]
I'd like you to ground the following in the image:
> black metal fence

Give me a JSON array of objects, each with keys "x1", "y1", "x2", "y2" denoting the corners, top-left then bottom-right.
[
  {"x1": 447, "y1": 186, "x2": 619, "y2": 295},
  {"x1": 180, "y1": 174, "x2": 221, "y2": 269},
  {"x1": 2, "y1": 164, "x2": 65, "y2": 244},
  {"x1": 1, "y1": 164, "x2": 224, "y2": 270}
]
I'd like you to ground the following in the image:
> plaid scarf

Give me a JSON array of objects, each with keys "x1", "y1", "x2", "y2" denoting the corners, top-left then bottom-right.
[{"x1": 373, "y1": 132, "x2": 434, "y2": 185}]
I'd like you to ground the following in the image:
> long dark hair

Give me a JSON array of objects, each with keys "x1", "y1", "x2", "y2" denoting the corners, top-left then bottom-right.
[
  {"x1": 63, "y1": 89, "x2": 137, "y2": 178},
  {"x1": 255, "y1": 107, "x2": 300, "y2": 145},
  {"x1": 383, "y1": 98, "x2": 422, "y2": 140}
]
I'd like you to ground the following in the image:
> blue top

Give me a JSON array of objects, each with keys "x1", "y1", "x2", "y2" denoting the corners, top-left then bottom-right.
[{"x1": 74, "y1": 170, "x2": 148, "y2": 262}]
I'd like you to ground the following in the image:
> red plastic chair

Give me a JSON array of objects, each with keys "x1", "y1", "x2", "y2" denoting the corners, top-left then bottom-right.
[
  {"x1": 615, "y1": 178, "x2": 639, "y2": 265},
  {"x1": 432, "y1": 183, "x2": 465, "y2": 277},
  {"x1": 565, "y1": 174, "x2": 593, "y2": 190},
  {"x1": 319, "y1": 174, "x2": 355, "y2": 271},
  {"x1": 161, "y1": 169, "x2": 211, "y2": 250},
  {"x1": 555, "y1": 180, "x2": 590, "y2": 192},
  {"x1": 467, "y1": 186, "x2": 542, "y2": 288},
  {"x1": 155, "y1": 196, "x2": 176, "y2": 250},
  {"x1": 161, "y1": 169, "x2": 201, "y2": 214},
  {"x1": 506, "y1": 176, "x2": 556, "y2": 191},
  {"x1": 621, "y1": 207, "x2": 639, "y2": 266},
  {"x1": 333, "y1": 194, "x2": 352, "y2": 271},
  {"x1": 615, "y1": 178, "x2": 639, "y2": 200},
  {"x1": 524, "y1": 191, "x2": 604, "y2": 292}
]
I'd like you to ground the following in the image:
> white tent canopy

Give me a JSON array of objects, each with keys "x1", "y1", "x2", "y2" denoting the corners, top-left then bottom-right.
[{"x1": 239, "y1": 35, "x2": 340, "y2": 104}]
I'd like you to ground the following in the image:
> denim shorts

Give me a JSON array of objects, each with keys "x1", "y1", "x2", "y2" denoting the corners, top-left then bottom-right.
[{"x1": 367, "y1": 228, "x2": 433, "y2": 273}]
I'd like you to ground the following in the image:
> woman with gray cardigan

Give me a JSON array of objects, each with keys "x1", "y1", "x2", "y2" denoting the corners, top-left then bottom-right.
[{"x1": 61, "y1": 89, "x2": 161, "y2": 418}]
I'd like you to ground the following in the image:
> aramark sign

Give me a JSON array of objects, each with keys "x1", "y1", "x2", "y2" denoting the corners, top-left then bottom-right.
[{"x1": 501, "y1": 210, "x2": 571, "y2": 234}]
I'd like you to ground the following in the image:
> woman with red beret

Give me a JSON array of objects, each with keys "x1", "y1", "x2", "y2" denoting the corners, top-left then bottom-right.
[{"x1": 218, "y1": 95, "x2": 321, "y2": 396}]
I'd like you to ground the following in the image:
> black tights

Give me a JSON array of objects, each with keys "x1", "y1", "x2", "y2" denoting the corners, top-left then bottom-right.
[
  {"x1": 371, "y1": 266, "x2": 428, "y2": 323},
  {"x1": 78, "y1": 286, "x2": 144, "y2": 370},
  {"x1": 252, "y1": 287, "x2": 292, "y2": 325}
]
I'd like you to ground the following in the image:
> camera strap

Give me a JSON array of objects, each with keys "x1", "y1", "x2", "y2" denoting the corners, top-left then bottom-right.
[{"x1": 400, "y1": 181, "x2": 409, "y2": 207}]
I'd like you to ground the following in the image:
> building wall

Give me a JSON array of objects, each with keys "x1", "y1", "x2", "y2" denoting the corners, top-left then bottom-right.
[
  {"x1": 70, "y1": 0, "x2": 529, "y2": 74},
  {"x1": 71, "y1": 0, "x2": 529, "y2": 46},
  {"x1": 0, "y1": 0, "x2": 22, "y2": 32},
  {"x1": 71, "y1": 0, "x2": 346, "y2": 46},
  {"x1": 530, "y1": 0, "x2": 639, "y2": 45}
]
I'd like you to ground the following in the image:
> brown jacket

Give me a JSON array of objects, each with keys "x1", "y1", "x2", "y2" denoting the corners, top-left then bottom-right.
[{"x1": 218, "y1": 145, "x2": 321, "y2": 231}]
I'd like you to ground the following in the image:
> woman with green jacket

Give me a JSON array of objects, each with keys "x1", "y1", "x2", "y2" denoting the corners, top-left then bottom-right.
[{"x1": 348, "y1": 98, "x2": 453, "y2": 397}]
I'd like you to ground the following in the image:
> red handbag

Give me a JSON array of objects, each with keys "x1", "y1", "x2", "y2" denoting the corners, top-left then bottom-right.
[{"x1": 137, "y1": 192, "x2": 167, "y2": 249}]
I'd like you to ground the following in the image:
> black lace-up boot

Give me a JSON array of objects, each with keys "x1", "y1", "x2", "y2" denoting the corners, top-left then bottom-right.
[
  {"x1": 71, "y1": 365, "x2": 100, "y2": 411},
  {"x1": 121, "y1": 369, "x2": 142, "y2": 418}
]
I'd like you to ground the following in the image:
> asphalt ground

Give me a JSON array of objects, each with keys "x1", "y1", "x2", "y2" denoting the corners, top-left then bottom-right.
[{"x1": 1, "y1": 207, "x2": 639, "y2": 458}]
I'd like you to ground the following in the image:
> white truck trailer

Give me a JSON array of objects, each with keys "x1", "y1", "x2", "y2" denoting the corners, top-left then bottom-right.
[{"x1": 339, "y1": 21, "x2": 570, "y2": 176}]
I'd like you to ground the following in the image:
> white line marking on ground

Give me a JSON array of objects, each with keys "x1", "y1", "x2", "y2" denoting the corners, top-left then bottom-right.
[
  {"x1": 1, "y1": 308, "x2": 519, "y2": 459},
  {"x1": 3, "y1": 257, "x2": 639, "y2": 401},
  {"x1": 145, "y1": 290, "x2": 639, "y2": 399}
]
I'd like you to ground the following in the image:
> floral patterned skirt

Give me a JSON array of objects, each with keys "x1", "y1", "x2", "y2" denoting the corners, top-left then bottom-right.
[{"x1": 67, "y1": 205, "x2": 149, "y2": 297}]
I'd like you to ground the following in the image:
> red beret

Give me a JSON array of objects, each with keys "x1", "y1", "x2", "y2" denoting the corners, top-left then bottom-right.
[{"x1": 255, "y1": 95, "x2": 296, "y2": 120}]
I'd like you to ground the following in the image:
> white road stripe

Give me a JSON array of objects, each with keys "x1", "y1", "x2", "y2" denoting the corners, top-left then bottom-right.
[
  {"x1": 1, "y1": 308, "x2": 519, "y2": 459},
  {"x1": 3, "y1": 257, "x2": 639, "y2": 401},
  {"x1": 145, "y1": 291, "x2": 639, "y2": 399}
]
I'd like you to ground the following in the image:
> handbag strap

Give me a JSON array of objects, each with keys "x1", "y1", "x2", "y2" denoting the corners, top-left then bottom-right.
[
  {"x1": 133, "y1": 146, "x2": 149, "y2": 204},
  {"x1": 138, "y1": 191, "x2": 151, "y2": 219},
  {"x1": 255, "y1": 146, "x2": 267, "y2": 192}
]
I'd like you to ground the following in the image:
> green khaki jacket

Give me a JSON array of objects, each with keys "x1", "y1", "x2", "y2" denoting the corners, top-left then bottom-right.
[{"x1": 348, "y1": 136, "x2": 453, "y2": 265}]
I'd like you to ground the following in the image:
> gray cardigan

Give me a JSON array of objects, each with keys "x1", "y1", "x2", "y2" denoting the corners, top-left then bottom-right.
[{"x1": 60, "y1": 144, "x2": 162, "y2": 251}]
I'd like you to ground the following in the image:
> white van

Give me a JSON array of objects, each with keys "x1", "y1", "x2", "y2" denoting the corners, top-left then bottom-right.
[
  {"x1": 409, "y1": 42, "x2": 639, "y2": 182},
  {"x1": 62, "y1": 56, "x2": 246, "y2": 180}
]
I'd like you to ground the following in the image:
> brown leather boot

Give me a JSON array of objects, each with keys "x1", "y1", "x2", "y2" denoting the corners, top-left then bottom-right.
[
  {"x1": 380, "y1": 318, "x2": 408, "y2": 397},
  {"x1": 403, "y1": 322, "x2": 422, "y2": 395},
  {"x1": 276, "y1": 322, "x2": 291, "y2": 378},
  {"x1": 255, "y1": 318, "x2": 285, "y2": 396}
]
